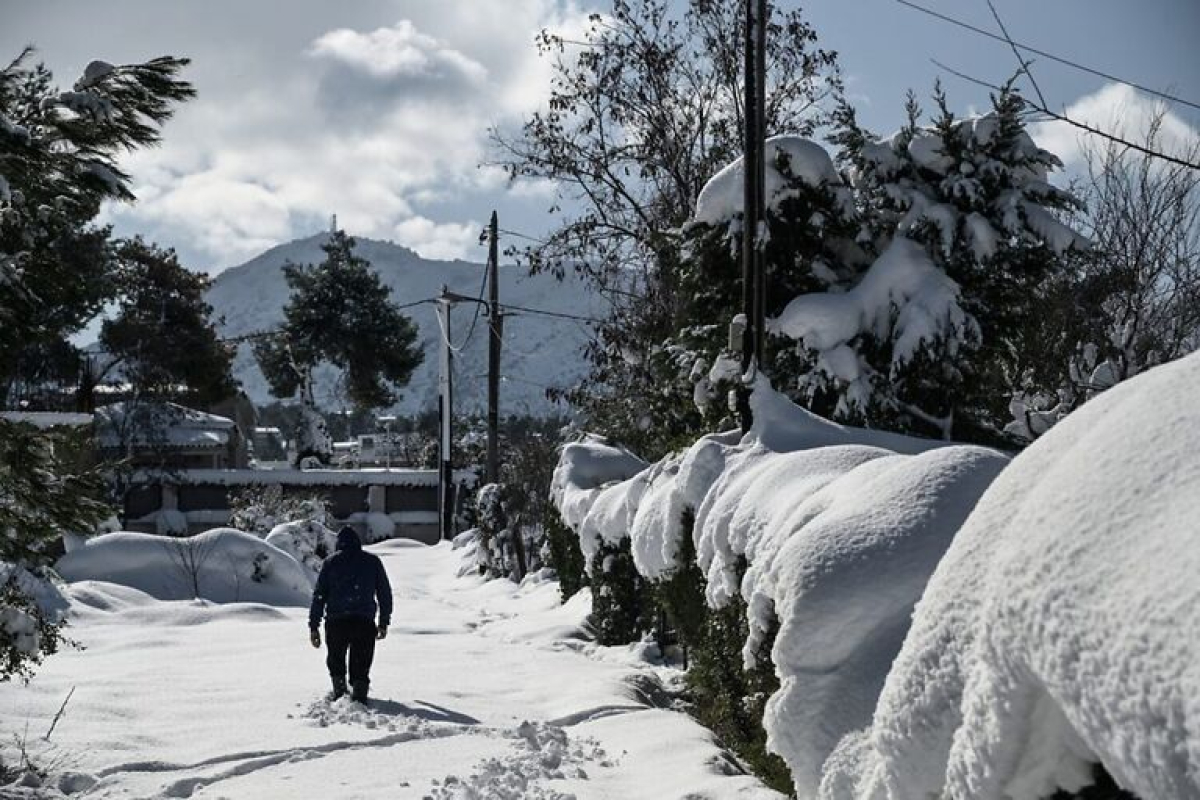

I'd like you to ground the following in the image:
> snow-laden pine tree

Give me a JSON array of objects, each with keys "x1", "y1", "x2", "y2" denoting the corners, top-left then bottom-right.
[
  {"x1": 1, "y1": 48, "x2": 193, "y2": 680},
  {"x1": 768, "y1": 85, "x2": 1088, "y2": 442},
  {"x1": 683, "y1": 135, "x2": 863, "y2": 423},
  {"x1": 254, "y1": 230, "x2": 423, "y2": 466}
]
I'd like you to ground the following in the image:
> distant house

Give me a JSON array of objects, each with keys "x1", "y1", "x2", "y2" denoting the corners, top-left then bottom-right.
[
  {"x1": 0, "y1": 411, "x2": 94, "y2": 430},
  {"x1": 95, "y1": 401, "x2": 249, "y2": 470}
]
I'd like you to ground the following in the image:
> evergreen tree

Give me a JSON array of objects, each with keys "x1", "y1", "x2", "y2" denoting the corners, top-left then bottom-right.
[
  {"x1": 0, "y1": 49, "x2": 195, "y2": 395},
  {"x1": 93, "y1": 237, "x2": 236, "y2": 410},
  {"x1": 254, "y1": 230, "x2": 423, "y2": 465},
  {"x1": 768, "y1": 83, "x2": 1087, "y2": 442},
  {"x1": 0, "y1": 419, "x2": 110, "y2": 681},
  {"x1": 0, "y1": 47, "x2": 193, "y2": 680}
]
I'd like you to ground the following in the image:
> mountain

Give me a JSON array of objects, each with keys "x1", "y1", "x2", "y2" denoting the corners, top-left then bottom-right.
[{"x1": 206, "y1": 233, "x2": 601, "y2": 417}]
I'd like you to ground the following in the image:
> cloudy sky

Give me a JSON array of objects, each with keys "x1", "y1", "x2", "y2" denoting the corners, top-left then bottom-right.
[{"x1": 3, "y1": 0, "x2": 1197, "y2": 273}]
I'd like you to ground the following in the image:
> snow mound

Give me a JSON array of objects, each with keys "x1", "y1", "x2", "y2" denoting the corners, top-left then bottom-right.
[
  {"x1": 553, "y1": 383, "x2": 1009, "y2": 797},
  {"x1": 695, "y1": 135, "x2": 842, "y2": 226},
  {"x1": 264, "y1": 519, "x2": 337, "y2": 573},
  {"x1": 55, "y1": 529, "x2": 314, "y2": 606},
  {"x1": 550, "y1": 436, "x2": 648, "y2": 531},
  {"x1": 820, "y1": 350, "x2": 1200, "y2": 800}
]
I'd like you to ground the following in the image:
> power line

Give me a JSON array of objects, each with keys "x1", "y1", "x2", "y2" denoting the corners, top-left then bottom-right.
[
  {"x1": 498, "y1": 228, "x2": 549, "y2": 245},
  {"x1": 934, "y1": 59, "x2": 1200, "y2": 171},
  {"x1": 217, "y1": 297, "x2": 438, "y2": 347},
  {"x1": 499, "y1": 302, "x2": 606, "y2": 324},
  {"x1": 894, "y1": 0, "x2": 1200, "y2": 113}
]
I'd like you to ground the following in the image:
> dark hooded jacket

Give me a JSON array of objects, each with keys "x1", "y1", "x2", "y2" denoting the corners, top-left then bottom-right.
[{"x1": 309, "y1": 527, "x2": 393, "y2": 630}]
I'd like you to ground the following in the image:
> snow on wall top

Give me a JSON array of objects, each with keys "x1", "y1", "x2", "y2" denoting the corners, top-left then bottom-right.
[
  {"x1": 552, "y1": 383, "x2": 1007, "y2": 798},
  {"x1": 550, "y1": 435, "x2": 649, "y2": 533},
  {"x1": 820, "y1": 350, "x2": 1200, "y2": 800},
  {"x1": 694, "y1": 135, "x2": 841, "y2": 226}
]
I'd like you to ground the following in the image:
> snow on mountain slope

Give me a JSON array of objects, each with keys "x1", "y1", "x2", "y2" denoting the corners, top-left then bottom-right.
[{"x1": 207, "y1": 233, "x2": 601, "y2": 416}]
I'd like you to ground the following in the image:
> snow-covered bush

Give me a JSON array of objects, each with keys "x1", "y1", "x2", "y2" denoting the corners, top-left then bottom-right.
[
  {"x1": 228, "y1": 484, "x2": 328, "y2": 536},
  {"x1": 818, "y1": 350, "x2": 1200, "y2": 800},
  {"x1": 552, "y1": 381, "x2": 1008, "y2": 797},
  {"x1": 766, "y1": 86, "x2": 1086, "y2": 442},
  {"x1": 0, "y1": 419, "x2": 110, "y2": 681},
  {"x1": 264, "y1": 519, "x2": 337, "y2": 575},
  {"x1": 56, "y1": 529, "x2": 313, "y2": 605},
  {"x1": 0, "y1": 565, "x2": 71, "y2": 683}
]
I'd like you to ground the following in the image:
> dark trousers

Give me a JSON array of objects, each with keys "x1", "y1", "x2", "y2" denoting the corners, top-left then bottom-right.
[{"x1": 325, "y1": 615, "x2": 376, "y2": 693}]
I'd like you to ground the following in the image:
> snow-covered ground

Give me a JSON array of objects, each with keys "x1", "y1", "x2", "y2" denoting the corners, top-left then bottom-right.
[{"x1": 1, "y1": 540, "x2": 782, "y2": 800}]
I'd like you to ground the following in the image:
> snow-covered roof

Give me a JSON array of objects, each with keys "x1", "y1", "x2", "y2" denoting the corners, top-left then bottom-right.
[
  {"x1": 0, "y1": 411, "x2": 94, "y2": 429},
  {"x1": 128, "y1": 467, "x2": 461, "y2": 488},
  {"x1": 95, "y1": 402, "x2": 236, "y2": 449}
]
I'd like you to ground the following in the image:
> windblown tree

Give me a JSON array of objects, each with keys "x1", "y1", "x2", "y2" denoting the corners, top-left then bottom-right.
[
  {"x1": 254, "y1": 230, "x2": 423, "y2": 466},
  {"x1": 0, "y1": 47, "x2": 193, "y2": 680},
  {"x1": 491, "y1": 0, "x2": 841, "y2": 458},
  {"x1": 0, "y1": 49, "x2": 195, "y2": 399},
  {"x1": 88, "y1": 237, "x2": 236, "y2": 410}
]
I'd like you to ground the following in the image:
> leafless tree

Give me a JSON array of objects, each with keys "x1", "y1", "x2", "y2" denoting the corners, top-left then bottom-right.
[{"x1": 1076, "y1": 108, "x2": 1200, "y2": 384}]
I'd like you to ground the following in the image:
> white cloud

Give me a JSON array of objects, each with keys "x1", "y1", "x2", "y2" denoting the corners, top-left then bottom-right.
[
  {"x1": 87, "y1": 1, "x2": 593, "y2": 272},
  {"x1": 1032, "y1": 82, "x2": 1200, "y2": 170},
  {"x1": 310, "y1": 20, "x2": 487, "y2": 83},
  {"x1": 393, "y1": 216, "x2": 482, "y2": 261}
]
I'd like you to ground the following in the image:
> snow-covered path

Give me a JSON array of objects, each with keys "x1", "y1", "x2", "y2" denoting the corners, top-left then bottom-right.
[{"x1": 2, "y1": 541, "x2": 782, "y2": 800}]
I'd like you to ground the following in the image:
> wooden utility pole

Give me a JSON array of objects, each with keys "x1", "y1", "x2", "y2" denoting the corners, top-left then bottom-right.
[
  {"x1": 753, "y1": 0, "x2": 767, "y2": 368},
  {"x1": 436, "y1": 291, "x2": 454, "y2": 541},
  {"x1": 738, "y1": 0, "x2": 768, "y2": 433},
  {"x1": 486, "y1": 211, "x2": 501, "y2": 486}
]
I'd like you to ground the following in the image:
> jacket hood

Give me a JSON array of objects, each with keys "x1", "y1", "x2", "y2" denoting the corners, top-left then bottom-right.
[{"x1": 336, "y1": 526, "x2": 362, "y2": 552}]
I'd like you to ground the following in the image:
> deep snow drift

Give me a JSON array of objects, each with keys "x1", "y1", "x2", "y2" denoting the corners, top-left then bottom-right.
[
  {"x1": 553, "y1": 382, "x2": 1009, "y2": 797},
  {"x1": 5, "y1": 540, "x2": 786, "y2": 799},
  {"x1": 820, "y1": 350, "x2": 1200, "y2": 800},
  {"x1": 55, "y1": 529, "x2": 314, "y2": 606}
]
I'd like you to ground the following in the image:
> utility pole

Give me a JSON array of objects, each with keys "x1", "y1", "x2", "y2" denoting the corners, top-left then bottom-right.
[
  {"x1": 753, "y1": 0, "x2": 767, "y2": 369},
  {"x1": 486, "y1": 211, "x2": 501, "y2": 486},
  {"x1": 737, "y1": 0, "x2": 767, "y2": 433},
  {"x1": 436, "y1": 291, "x2": 454, "y2": 541}
]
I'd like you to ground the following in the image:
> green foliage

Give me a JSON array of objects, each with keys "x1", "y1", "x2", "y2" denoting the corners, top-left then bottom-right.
[
  {"x1": 0, "y1": 575, "x2": 71, "y2": 684},
  {"x1": 0, "y1": 48, "x2": 194, "y2": 392},
  {"x1": 254, "y1": 229, "x2": 423, "y2": 410},
  {"x1": 589, "y1": 538, "x2": 655, "y2": 645},
  {"x1": 0, "y1": 420, "x2": 110, "y2": 565},
  {"x1": 0, "y1": 419, "x2": 110, "y2": 682},
  {"x1": 649, "y1": 513, "x2": 792, "y2": 794},
  {"x1": 685, "y1": 597, "x2": 792, "y2": 795},
  {"x1": 543, "y1": 505, "x2": 588, "y2": 602}
]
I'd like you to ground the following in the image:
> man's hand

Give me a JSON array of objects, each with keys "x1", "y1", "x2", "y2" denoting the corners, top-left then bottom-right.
[
  {"x1": 376, "y1": 625, "x2": 388, "y2": 641},
  {"x1": 310, "y1": 629, "x2": 321, "y2": 649}
]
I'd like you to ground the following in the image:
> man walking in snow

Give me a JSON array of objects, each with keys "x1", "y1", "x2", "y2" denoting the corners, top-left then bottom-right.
[{"x1": 309, "y1": 526, "x2": 393, "y2": 703}]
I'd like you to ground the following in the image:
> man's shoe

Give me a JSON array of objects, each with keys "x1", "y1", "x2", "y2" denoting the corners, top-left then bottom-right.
[
  {"x1": 329, "y1": 677, "x2": 348, "y2": 701},
  {"x1": 350, "y1": 682, "x2": 369, "y2": 704}
]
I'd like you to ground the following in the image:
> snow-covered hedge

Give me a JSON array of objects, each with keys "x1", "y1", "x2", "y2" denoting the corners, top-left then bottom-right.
[
  {"x1": 819, "y1": 349, "x2": 1200, "y2": 800},
  {"x1": 551, "y1": 381, "x2": 1009, "y2": 795},
  {"x1": 55, "y1": 529, "x2": 314, "y2": 606}
]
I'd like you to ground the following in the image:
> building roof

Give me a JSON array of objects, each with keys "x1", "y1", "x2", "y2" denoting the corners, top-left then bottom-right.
[
  {"x1": 0, "y1": 411, "x2": 94, "y2": 429},
  {"x1": 95, "y1": 401, "x2": 236, "y2": 450}
]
